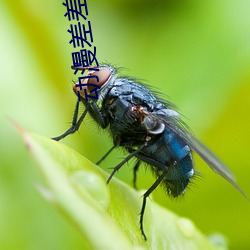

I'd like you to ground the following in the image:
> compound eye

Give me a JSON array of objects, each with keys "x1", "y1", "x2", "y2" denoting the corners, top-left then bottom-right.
[
  {"x1": 73, "y1": 67, "x2": 112, "y2": 100},
  {"x1": 87, "y1": 68, "x2": 111, "y2": 91}
]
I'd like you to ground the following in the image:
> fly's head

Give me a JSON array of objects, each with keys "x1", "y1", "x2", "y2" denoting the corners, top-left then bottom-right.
[{"x1": 72, "y1": 65, "x2": 117, "y2": 104}]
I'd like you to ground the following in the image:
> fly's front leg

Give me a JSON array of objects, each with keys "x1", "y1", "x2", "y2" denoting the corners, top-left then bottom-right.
[
  {"x1": 52, "y1": 100, "x2": 108, "y2": 141},
  {"x1": 88, "y1": 100, "x2": 107, "y2": 129},
  {"x1": 52, "y1": 100, "x2": 89, "y2": 141}
]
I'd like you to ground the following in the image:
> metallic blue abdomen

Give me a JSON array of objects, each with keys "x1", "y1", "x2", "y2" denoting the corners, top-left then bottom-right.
[{"x1": 136, "y1": 128, "x2": 194, "y2": 197}]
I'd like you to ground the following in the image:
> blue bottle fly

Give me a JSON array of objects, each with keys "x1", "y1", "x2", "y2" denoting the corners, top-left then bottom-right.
[{"x1": 52, "y1": 64, "x2": 246, "y2": 240}]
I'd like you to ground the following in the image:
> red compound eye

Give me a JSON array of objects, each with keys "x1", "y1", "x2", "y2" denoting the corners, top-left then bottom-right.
[
  {"x1": 87, "y1": 68, "x2": 111, "y2": 91},
  {"x1": 73, "y1": 67, "x2": 112, "y2": 99}
]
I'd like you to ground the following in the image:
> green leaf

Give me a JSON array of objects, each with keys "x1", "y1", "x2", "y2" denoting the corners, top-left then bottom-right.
[{"x1": 19, "y1": 128, "x2": 226, "y2": 250}]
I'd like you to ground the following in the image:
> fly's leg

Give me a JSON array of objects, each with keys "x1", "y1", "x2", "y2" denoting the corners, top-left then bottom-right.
[
  {"x1": 96, "y1": 145, "x2": 116, "y2": 165},
  {"x1": 107, "y1": 144, "x2": 146, "y2": 184},
  {"x1": 88, "y1": 100, "x2": 107, "y2": 129},
  {"x1": 52, "y1": 100, "x2": 107, "y2": 141},
  {"x1": 140, "y1": 172, "x2": 166, "y2": 240},
  {"x1": 133, "y1": 160, "x2": 141, "y2": 189},
  {"x1": 52, "y1": 100, "x2": 89, "y2": 141}
]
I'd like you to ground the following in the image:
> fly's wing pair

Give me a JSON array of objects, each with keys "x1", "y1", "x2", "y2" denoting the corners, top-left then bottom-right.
[{"x1": 145, "y1": 108, "x2": 247, "y2": 198}]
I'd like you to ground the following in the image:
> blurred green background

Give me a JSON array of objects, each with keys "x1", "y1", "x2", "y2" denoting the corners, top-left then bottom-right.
[{"x1": 0, "y1": 0, "x2": 250, "y2": 249}]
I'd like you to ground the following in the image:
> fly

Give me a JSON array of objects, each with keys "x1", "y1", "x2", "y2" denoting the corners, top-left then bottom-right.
[{"x1": 52, "y1": 64, "x2": 247, "y2": 240}]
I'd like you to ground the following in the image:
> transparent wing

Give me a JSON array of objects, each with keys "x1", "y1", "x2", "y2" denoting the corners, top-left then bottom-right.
[
  {"x1": 149, "y1": 110, "x2": 247, "y2": 198},
  {"x1": 170, "y1": 122, "x2": 247, "y2": 198}
]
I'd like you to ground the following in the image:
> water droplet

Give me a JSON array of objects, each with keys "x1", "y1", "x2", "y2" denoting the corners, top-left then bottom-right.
[
  {"x1": 177, "y1": 217, "x2": 196, "y2": 238},
  {"x1": 71, "y1": 170, "x2": 110, "y2": 209}
]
